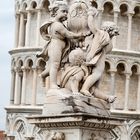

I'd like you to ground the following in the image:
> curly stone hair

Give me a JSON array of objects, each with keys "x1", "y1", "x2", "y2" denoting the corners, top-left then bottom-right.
[
  {"x1": 101, "y1": 21, "x2": 119, "y2": 37},
  {"x1": 49, "y1": 1, "x2": 68, "y2": 17}
]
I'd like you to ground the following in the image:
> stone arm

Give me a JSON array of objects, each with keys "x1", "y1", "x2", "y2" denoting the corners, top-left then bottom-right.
[
  {"x1": 87, "y1": 7, "x2": 99, "y2": 35},
  {"x1": 56, "y1": 23, "x2": 83, "y2": 39}
]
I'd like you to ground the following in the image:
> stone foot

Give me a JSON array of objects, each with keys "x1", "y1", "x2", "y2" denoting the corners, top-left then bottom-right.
[
  {"x1": 106, "y1": 96, "x2": 117, "y2": 103},
  {"x1": 80, "y1": 90, "x2": 92, "y2": 97},
  {"x1": 50, "y1": 84, "x2": 60, "y2": 89},
  {"x1": 72, "y1": 92, "x2": 81, "y2": 96}
]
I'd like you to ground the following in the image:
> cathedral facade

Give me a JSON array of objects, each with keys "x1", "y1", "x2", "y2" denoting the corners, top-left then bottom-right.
[{"x1": 5, "y1": 0, "x2": 140, "y2": 139}]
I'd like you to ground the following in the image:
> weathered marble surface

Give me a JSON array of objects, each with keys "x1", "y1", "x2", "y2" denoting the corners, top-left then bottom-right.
[{"x1": 43, "y1": 88, "x2": 110, "y2": 117}]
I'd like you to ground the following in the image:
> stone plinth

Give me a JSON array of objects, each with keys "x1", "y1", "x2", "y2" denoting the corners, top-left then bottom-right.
[
  {"x1": 43, "y1": 88, "x2": 110, "y2": 117},
  {"x1": 28, "y1": 114, "x2": 124, "y2": 140},
  {"x1": 27, "y1": 89, "x2": 124, "y2": 140}
]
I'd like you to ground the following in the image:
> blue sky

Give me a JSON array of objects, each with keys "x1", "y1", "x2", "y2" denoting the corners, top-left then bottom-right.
[{"x1": 0, "y1": 0, "x2": 15, "y2": 130}]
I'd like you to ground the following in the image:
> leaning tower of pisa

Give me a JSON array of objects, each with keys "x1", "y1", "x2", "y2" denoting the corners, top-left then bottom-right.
[{"x1": 5, "y1": 0, "x2": 140, "y2": 139}]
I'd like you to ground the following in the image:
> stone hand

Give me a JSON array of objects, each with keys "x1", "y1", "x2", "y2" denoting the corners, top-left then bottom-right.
[
  {"x1": 87, "y1": 7, "x2": 98, "y2": 17},
  {"x1": 36, "y1": 51, "x2": 42, "y2": 58}
]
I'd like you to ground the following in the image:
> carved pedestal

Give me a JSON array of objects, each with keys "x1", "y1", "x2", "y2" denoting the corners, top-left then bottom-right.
[
  {"x1": 28, "y1": 114, "x2": 123, "y2": 140},
  {"x1": 27, "y1": 89, "x2": 124, "y2": 140}
]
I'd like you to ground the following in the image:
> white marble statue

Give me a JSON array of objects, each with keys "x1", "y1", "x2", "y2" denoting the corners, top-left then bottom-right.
[
  {"x1": 37, "y1": 0, "x2": 119, "y2": 103},
  {"x1": 60, "y1": 48, "x2": 88, "y2": 95},
  {"x1": 80, "y1": 7, "x2": 119, "y2": 103},
  {"x1": 37, "y1": 1, "x2": 84, "y2": 89}
]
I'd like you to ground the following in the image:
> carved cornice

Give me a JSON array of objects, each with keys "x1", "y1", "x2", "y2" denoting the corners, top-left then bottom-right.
[
  {"x1": 28, "y1": 114, "x2": 124, "y2": 129},
  {"x1": 9, "y1": 47, "x2": 42, "y2": 55}
]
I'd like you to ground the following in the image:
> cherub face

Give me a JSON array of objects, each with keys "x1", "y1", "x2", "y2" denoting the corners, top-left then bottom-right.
[
  {"x1": 56, "y1": 6, "x2": 68, "y2": 22},
  {"x1": 109, "y1": 26, "x2": 119, "y2": 38},
  {"x1": 101, "y1": 22, "x2": 119, "y2": 38}
]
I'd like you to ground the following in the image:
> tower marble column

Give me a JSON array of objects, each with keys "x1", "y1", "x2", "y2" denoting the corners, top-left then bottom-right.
[
  {"x1": 10, "y1": 67, "x2": 16, "y2": 105},
  {"x1": 109, "y1": 69, "x2": 117, "y2": 109},
  {"x1": 36, "y1": 9, "x2": 42, "y2": 47},
  {"x1": 32, "y1": 67, "x2": 38, "y2": 105},
  {"x1": 136, "y1": 73, "x2": 140, "y2": 111},
  {"x1": 15, "y1": 13, "x2": 20, "y2": 48},
  {"x1": 124, "y1": 72, "x2": 132, "y2": 110},
  {"x1": 21, "y1": 66, "x2": 28, "y2": 105},
  {"x1": 113, "y1": 10, "x2": 119, "y2": 49},
  {"x1": 25, "y1": 9, "x2": 32, "y2": 47},
  {"x1": 127, "y1": 12, "x2": 133, "y2": 50},
  {"x1": 18, "y1": 11, "x2": 26, "y2": 47},
  {"x1": 14, "y1": 67, "x2": 22, "y2": 105}
]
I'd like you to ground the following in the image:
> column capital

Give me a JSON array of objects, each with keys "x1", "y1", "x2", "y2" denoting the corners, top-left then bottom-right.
[
  {"x1": 21, "y1": 66, "x2": 30, "y2": 71},
  {"x1": 114, "y1": 8, "x2": 120, "y2": 13},
  {"x1": 97, "y1": 8, "x2": 103, "y2": 12},
  {"x1": 109, "y1": 68, "x2": 117, "y2": 73},
  {"x1": 124, "y1": 72, "x2": 132, "y2": 79},
  {"x1": 113, "y1": 10, "x2": 119, "y2": 17},
  {"x1": 36, "y1": 66, "x2": 44, "y2": 71},
  {"x1": 15, "y1": 12, "x2": 20, "y2": 16},
  {"x1": 26, "y1": 8, "x2": 35, "y2": 14},
  {"x1": 127, "y1": 12, "x2": 134, "y2": 17},
  {"x1": 19, "y1": 9, "x2": 27, "y2": 14},
  {"x1": 109, "y1": 70, "x2": 117, "y2": 76},
  {"x1": 36, "y1": 8, "x2": 42, "y2": 11}
]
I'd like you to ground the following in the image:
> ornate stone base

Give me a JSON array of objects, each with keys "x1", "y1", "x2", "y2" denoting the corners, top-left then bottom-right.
[
  {"x1": 27, "y1": 89, "x2": 124, "y2": 140},
  {"x1": 28, "y1": 114, "x2": 124, "y2": 140}
]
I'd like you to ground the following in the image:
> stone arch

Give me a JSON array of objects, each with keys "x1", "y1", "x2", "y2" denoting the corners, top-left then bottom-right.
[
  {"x1": 119, "y1": 2, "x2": 129, "y2": 15},
  {"x1": 106, "y1": 58, "x2": 116, "y2": 70},
  {"x1": 115, "y1": 60, "x2": 128, "y2": 72},
  {"x1": 134, "y1": 6, "x2": 140, "y2": 16},
  {"x1": 90, "y1": 0, "x2": 98, "y2": 8},
  {"x1": 15, "y1": 1, "x2": 20, "y2": 11},
  {"x1": 11, "y1": 115, "x2": 28, "y2": 134},
  {"x1": 16, "y1": 58, "x2": 23, "y2": 68},
  {"x1": 24, "y1": 57, "x2": 34, "y2": 68},
  {"x1": 102, "y1": 1, "x2": 114, "y2": 24},
  {"x1": 105, "y1": 60, "x2": 111, "y2": 72},
  {"x1": 130, "y1": 63, "x2": 140, "y2": 74},
  {"x1": 128, "y1": 120, "x2": 140, "y2": 139},
  {"x1": 20, "y1": 1, "x2": 28, "y2": 11},
  {"x1": 29, "y1": 0, "x2": 38, "y2": 9},
  {"x1": 35, "y1": 57, "x2": 46, "y2": 68},
  {"x1": 102, "y1": 0, "x2": 114, "y2": 12},
  {"x1": 39, "y1": 0, "x2": 50, "y2": 10}
]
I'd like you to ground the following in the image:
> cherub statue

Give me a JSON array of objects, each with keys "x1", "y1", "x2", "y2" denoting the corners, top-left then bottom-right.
[
  {"x1": 37, "y1": 1, "x2": 84, "y2": 89},
  {"x1": 80, "y1": 7, "x2": 119, "y2": 103},
  {"x1": 60, "y1": 48, "x2": 88, "y2": 95}
]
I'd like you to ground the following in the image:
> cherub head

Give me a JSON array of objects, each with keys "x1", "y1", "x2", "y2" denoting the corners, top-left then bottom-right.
[
  {"x1": 101, "y1": 21, "x2": 119, "y2": 38},
  {"x1": 49, "y1": 1, "x2": 68, "y2": 22},
  {"x1": 69, "y1": 48, "x2": 85, "y2": 66}
]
